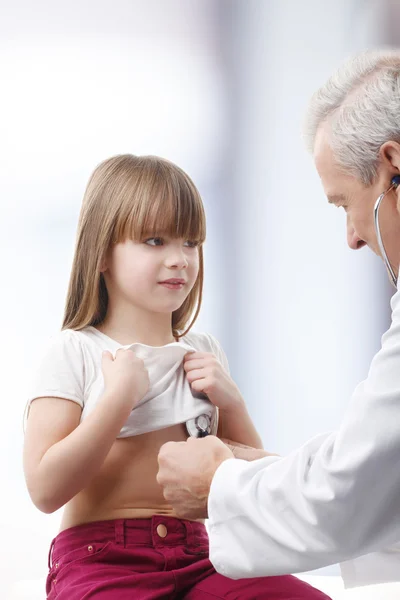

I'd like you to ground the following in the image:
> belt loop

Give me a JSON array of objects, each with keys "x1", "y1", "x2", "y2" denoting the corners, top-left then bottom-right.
[
  {"x1": 48, "y1": 538, "x2": 55, "y2": 570},
  {"x1": 183, "y1": 520, "x2": 194, "y2": 547},
  {"x1": 115, "y1": 520, "x2": 125, "y2": 547}
]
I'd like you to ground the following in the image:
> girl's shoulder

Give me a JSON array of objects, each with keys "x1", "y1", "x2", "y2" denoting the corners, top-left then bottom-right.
[
  {"x1": 181, "y1": 330, "x2": 229, "y2": 371},
  {"x1": 26, "y1": 328, "x2": 88, "y2": 414},
  {"x1": 36, "y1": 326, "x2": 108, "y2": 371},
  {"x1": 45, "y1": 326, "x2": 117, "y2": 352},
  {"x1": 182, "y1": 330, "x2": 220, "y2": 352},
  {"x1": 31, "y1": 328, "x2": 87, "y2": 386},
  {"x1": 39, "y1": 327, "x2": 84, "y2": 357}
]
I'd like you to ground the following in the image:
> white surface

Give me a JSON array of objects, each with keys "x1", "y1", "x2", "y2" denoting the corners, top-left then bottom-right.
[
  {"x1": 297, "y1": 574, "x2": 400, "y2": 599},
  {"x1": 6, "y1": 579, "x2": 45, "y2": 600},
  {"x1": 6, "y1": 575, "x2": 400, "y2": 599}
]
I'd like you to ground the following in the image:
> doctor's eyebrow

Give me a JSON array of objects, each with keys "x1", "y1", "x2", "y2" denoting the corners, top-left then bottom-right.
[{"x1": 327, "y1": 194, "x2": 347, "y2": 206}]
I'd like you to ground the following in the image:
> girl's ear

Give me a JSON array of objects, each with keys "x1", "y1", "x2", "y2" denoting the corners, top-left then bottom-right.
[
  {"x1": 100, "y1": 243, "x2": 114, "y2": 272},
  {"x1": 99, "y1": 255, "x2": 108, "y2": 273}
]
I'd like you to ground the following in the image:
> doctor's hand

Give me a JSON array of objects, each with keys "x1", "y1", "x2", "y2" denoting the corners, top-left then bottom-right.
[
  {"x1": 157, "y1": 436, "x2": 233, "y2": 519},
  {"x1": 183, "y1": 352, "x2": 243, "y2": 412}
]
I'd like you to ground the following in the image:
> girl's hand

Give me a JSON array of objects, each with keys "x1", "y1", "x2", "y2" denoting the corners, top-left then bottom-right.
[
  {"x1": 183, "y1": 351, "x2": 244, "y2": 412},
  {"x1": 101, "y1": 348, "x2": 150, "y2": 412}
]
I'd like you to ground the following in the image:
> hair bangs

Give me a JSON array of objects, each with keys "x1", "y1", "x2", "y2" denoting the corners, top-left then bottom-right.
[{"x1": 113, "y1": 157, "x2": 206, "y2": 244}]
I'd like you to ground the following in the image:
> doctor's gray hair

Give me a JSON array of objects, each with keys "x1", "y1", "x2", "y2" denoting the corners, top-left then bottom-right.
[{"x1": 303, "y1": 48, "x2": 400, "y2": 185}]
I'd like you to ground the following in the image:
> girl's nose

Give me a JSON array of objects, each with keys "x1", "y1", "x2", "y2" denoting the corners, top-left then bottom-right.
[{"x1": 165, "y1": 248, "x2": 188, "y2": 269}]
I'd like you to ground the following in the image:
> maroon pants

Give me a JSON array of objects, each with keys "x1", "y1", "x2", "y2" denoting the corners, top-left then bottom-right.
[{"x1": 46, "y1": 516, "x2": 331, "y2": 599}]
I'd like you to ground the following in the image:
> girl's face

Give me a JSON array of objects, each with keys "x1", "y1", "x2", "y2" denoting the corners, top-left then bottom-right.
[{"x1": 102, "y1": 234, "x2": 200, "y2": 315}]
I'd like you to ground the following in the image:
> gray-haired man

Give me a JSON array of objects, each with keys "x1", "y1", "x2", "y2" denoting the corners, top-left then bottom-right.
[{"x1": 156, "y1": 49, "x2": 400, "y2": 588}]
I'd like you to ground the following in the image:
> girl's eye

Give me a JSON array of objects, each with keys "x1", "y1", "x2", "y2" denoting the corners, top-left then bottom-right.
[
  {"x1": 145, "y1": 237, "x2": 163, "y2": 246},
  {"x1": 144, "y1": 237, "x2": 199, "y2": 248}
]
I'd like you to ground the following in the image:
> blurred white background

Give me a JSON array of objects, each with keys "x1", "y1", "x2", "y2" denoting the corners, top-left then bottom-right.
[{"x1": 1, "y1": 0, "x2": 399, "y2": 594}]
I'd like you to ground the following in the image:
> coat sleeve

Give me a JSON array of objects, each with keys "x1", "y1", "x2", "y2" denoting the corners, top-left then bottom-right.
[{"x1": 207, "y1": 289, "x2": 400, "y2": 580}]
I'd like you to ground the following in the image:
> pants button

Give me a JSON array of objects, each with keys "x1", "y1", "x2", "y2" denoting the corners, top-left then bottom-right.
[{"x1": 156, "y1": 524, "x2": 168, "y2": 538}]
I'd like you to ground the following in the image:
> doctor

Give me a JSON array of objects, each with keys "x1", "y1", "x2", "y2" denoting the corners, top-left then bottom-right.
[{"x1": 157, "y1": 48, "x2": 400, "y2": 588}]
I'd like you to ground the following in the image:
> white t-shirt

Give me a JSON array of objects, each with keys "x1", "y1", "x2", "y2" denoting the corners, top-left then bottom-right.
[{"x1": 25, "y1": 326, "x2": 228, "y2": 438}]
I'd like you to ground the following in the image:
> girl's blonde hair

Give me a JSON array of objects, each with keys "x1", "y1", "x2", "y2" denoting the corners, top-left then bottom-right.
[{"x1": 62, "y1": 154, "x2": 206, "y2": 338}]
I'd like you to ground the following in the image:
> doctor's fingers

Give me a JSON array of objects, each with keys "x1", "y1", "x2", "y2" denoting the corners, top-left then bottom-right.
[{"x1": 157, "y1": 441, "x2": 187, "y2": 465}]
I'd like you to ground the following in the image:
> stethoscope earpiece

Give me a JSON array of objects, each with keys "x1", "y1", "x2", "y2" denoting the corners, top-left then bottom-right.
[
  {"x1": 374, "y1": 177, "x2": 400, "y2": 288},
  {"x1": 391, "y1": 174, "x2": 400, "y2": 188}
]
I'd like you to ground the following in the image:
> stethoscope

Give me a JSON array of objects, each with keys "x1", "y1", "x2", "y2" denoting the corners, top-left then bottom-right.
[
  {"x1": 186, "y1": 413, "x2": 211, "y2": 438},
  {"x1": 183, "y1": 179, "x2": 400, "y2": 436},
  {"x1": 374, "y1": 174, "x2": 400, "y2": 288}
]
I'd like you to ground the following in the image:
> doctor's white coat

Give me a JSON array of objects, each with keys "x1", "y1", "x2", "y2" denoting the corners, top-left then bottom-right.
[{"x1": 208, "y1": 287, "x2": 400, "y2": 588}]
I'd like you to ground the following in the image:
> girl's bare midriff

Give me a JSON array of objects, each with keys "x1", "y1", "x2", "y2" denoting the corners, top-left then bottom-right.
[{"x1": 60, "y1": 422, "x2": 200, "y2": 532}]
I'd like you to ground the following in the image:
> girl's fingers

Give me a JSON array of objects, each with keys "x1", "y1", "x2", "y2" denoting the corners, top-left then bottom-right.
[
  {"x1": 183, "y1": 359, "x2": 208, "y2": 372},
  {"x1": 190, "y1": 377, "x2": 207, "y2": 392},
  {"x1": 184, "y1": 352, "x2": 212, "y2": 362},
  {"x1": 185, "y1": 368, "x2": 206, "y2": 382}
]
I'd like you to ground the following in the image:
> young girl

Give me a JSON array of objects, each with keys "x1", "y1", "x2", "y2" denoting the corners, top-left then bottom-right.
[{"x1": 23, "y1": 154, "x2": 330, "y2": 599}]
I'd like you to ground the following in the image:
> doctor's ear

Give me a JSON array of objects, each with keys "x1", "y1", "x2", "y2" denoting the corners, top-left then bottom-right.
[{"x1": 379, "y1": 141, "x2": 400, "y2": 175}]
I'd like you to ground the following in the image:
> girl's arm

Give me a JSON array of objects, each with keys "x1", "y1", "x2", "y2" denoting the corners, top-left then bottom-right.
[
  {"x1": 23, "y1": 391, "x2": 133, "y2": 514},
  {"x1": 24, "y1": 345, "x2": 149, "y2": 514},
  {"x1": 220, "y1": 437, "x2": 279, "y2": 460},
  {"x1": 217, "y1": 403, "x2": 263, "y2": 449},
  {"x1": 184, "y1": 350, "x2": 264, "y2": 450}
]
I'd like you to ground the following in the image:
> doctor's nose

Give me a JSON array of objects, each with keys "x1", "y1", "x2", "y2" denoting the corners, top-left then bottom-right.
[{"x1": 347, "y1": 221, "x2": 367, "y2": 251}]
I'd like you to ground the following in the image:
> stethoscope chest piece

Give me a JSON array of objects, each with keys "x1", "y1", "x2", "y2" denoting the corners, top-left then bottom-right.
[{"x1": 186, "y1": 413, "x2": 212, "y2": 438}]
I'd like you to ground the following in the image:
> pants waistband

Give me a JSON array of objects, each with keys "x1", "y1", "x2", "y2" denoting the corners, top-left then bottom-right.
[{"x1": 48, "y1": 516, "x2": 208, "y2": 569}]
